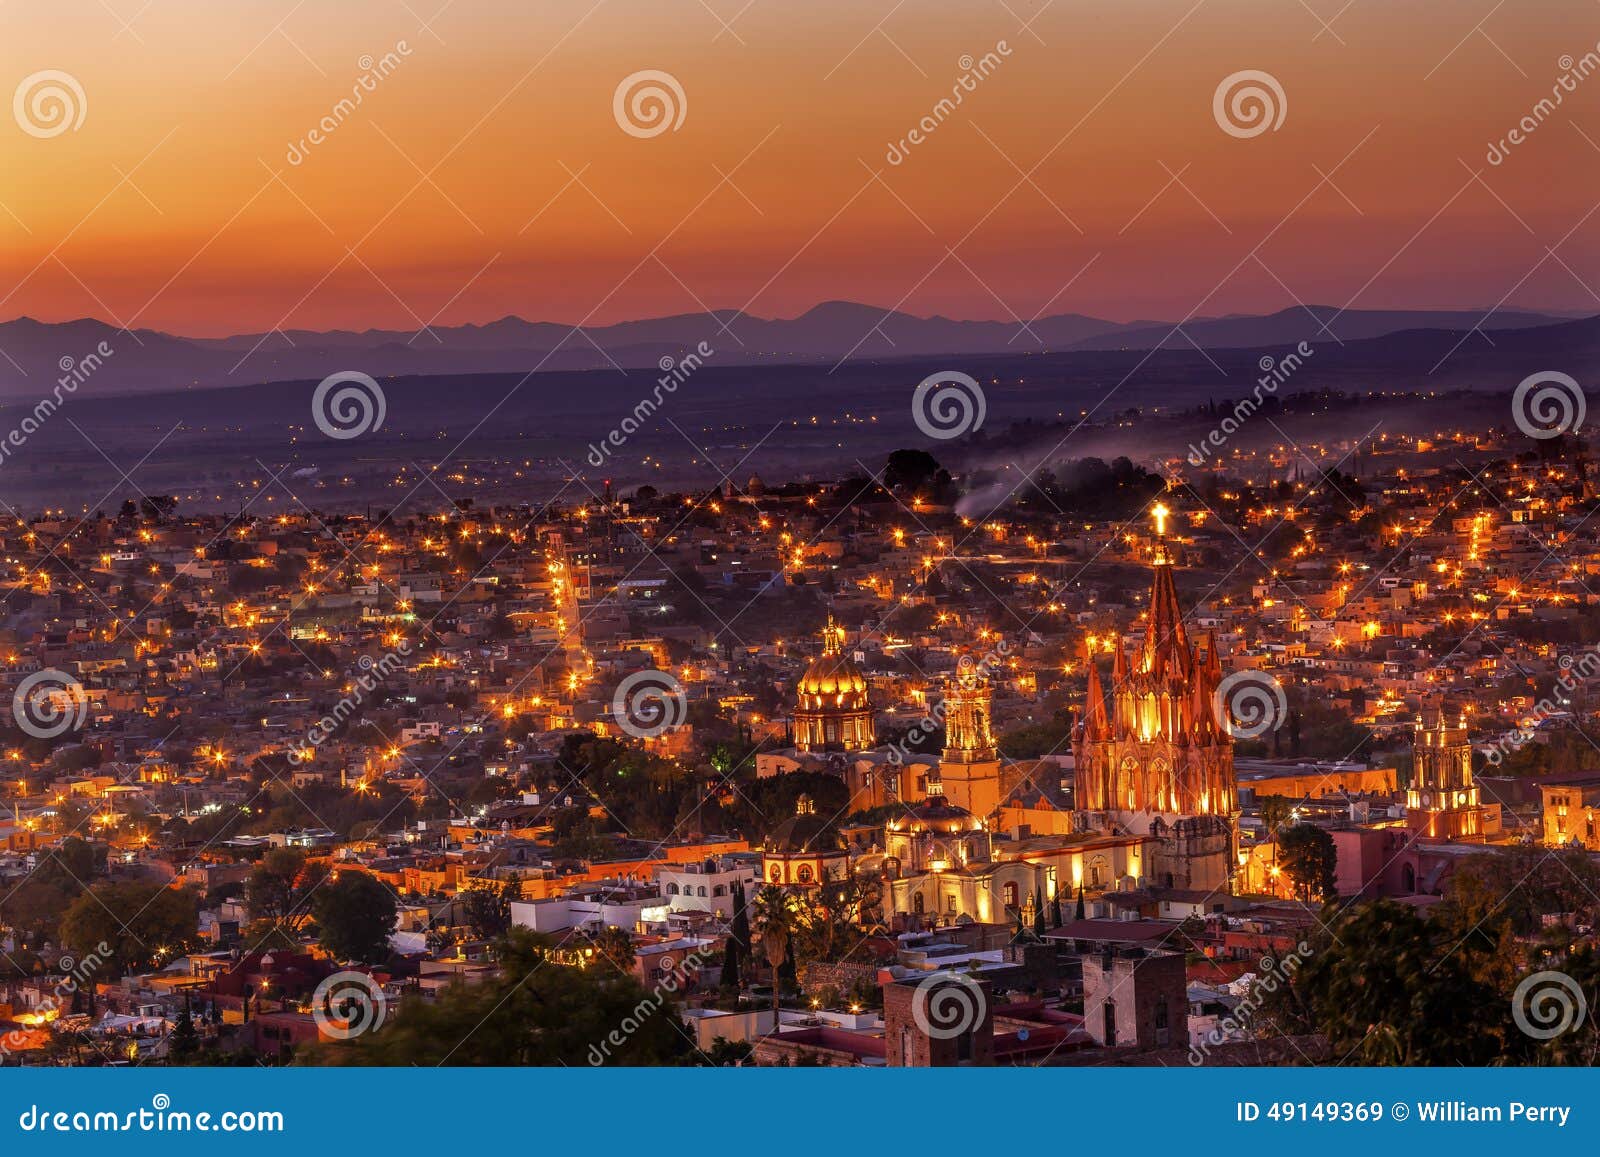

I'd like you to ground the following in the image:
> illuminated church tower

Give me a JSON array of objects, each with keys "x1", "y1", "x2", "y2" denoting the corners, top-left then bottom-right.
[
  {"x1": 1073, "y1": 504, "x2": 1238, "y2": 892},
  {"x1": 936, "y1": 661, "x2": 1002, "y2": 818},
  {"x1": 1408, "y1": 705, "x2": 1498, "y2": 840}
]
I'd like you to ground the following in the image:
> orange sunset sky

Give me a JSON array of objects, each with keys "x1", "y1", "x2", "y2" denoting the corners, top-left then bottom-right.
[{"x1": 4, "y1": 0, "x2": 1600, "y2": 336}]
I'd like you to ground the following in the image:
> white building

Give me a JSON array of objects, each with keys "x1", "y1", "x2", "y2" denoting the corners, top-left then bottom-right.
[{"x1": 654, "y1": 854, "x2": 758, "y2": 917}]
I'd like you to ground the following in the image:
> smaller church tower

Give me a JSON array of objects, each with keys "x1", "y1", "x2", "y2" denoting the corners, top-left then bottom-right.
[
  {"x1": 936, "y1": 660, "x2": 1002, "y2": 819},
  {"x1": 1408, "y1": 705, "x2": 1499, "y2": 840}
]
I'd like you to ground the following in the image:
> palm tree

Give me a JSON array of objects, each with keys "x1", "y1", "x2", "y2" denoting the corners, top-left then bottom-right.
[{"x1": 751, "y1": 885, "x2": 802, "y2": 1021}]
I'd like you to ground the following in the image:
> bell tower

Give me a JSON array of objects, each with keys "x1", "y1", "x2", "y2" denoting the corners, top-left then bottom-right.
[
  {"x1": 1408, "y1": 705, "x2": 1498, "y2": 840},
  {"x1": 937, "y1": 661, "x2": 1002, "y2": 818}
]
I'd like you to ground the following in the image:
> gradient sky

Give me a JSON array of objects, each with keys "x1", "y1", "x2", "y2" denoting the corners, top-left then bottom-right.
[{"x1": 4, "y1": 0, "x2": 1599, "y2": 335}]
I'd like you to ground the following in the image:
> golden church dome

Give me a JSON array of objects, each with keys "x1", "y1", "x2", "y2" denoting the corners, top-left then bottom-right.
[
  {"x1": 796, "y1": 619, "x2": 869, "y2": 707},
  {"x1": 791, "y1": 617, "x2": 877, "y2": 754}
]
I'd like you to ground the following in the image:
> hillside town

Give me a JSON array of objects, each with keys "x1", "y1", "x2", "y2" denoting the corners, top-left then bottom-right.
[{"x1": 4, "y1": 422, "x2": 1600, "y2": 1066}]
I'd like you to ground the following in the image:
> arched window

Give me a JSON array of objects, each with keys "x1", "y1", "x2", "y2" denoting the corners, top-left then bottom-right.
[
  {"x1": 697, "y1": 885, "x2": 707, "y2": 897},
  {"x1": 769, "y1": 864, "x2": 782, "y2": 883},
  {"x1": 666, "y1": 883, "x2": 680, "y2": 895},
  {"x1": 1002, "y1": 882, "x2": 1019, "y2": 910},
  {"x1": 796, "y1": 865, "x2": 814, "y2": 884},
  {"x1": 713, "y1": 884, "x2": 727, "y2": 897},
  {"x1": 913, "y1": 892, "x2": 925, "y2": 915}
]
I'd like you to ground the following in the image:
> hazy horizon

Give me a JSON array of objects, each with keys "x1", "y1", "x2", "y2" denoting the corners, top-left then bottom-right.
[{"x1": 7, "y1": 0, "x2": 1600, "y2": 337}]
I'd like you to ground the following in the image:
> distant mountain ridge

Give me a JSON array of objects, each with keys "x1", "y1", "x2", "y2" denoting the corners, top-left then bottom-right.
[{"x1": 0, "y1": 301, "x2": 1585, "y2": 400}]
